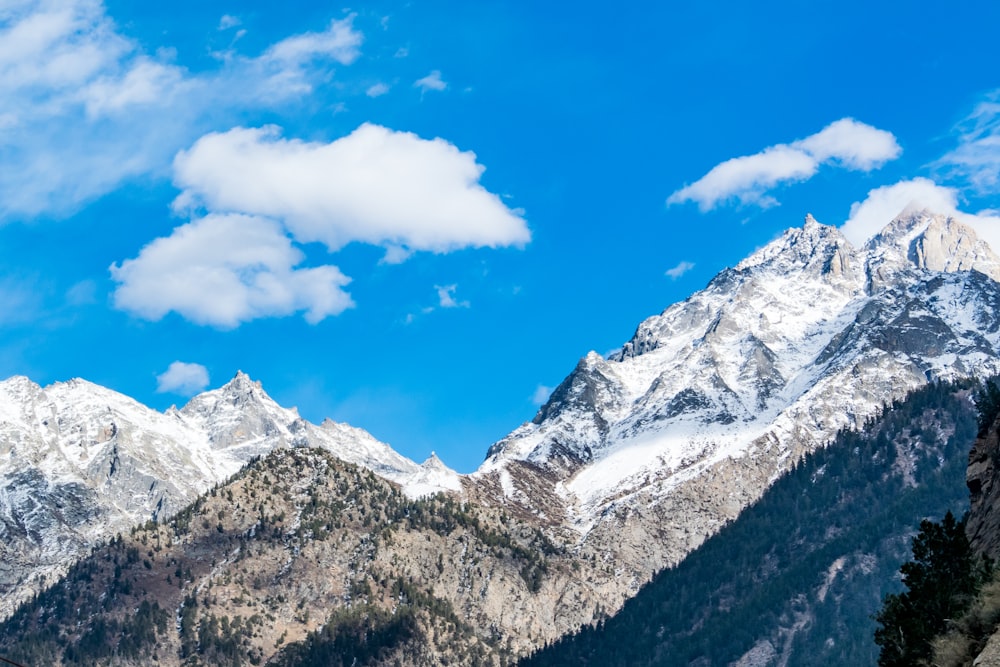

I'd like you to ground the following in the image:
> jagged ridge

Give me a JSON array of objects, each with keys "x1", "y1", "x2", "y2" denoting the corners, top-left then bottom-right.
[
  {"x1": 476, "y1": 209, "x2": 1000, "y2": 587},
  {"x1": 0, "y1": 372, "x2": 459, "y2": 619}
]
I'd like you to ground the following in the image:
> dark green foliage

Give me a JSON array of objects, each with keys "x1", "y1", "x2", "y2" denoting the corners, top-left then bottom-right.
[
  {"x1": 0, "y1": 535, "x2": 170, "y2": 667},
  {"x1": 874, "y1": 512, "x2": 993, "y2": 666},
  {"x1": 522, "y1": 380, "x2": 978, "y2": 667},
  {"x1": 975, "y1": 379, "x2": 1000, "y2": 436},
  {"x1": 268, "y1": 604, "x2": 419, "y2": 667}
]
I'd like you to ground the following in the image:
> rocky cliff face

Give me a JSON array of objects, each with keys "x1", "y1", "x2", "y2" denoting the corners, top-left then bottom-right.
[{"x1": 966, "y1": 411, "x2": 1000, "y2": 560}]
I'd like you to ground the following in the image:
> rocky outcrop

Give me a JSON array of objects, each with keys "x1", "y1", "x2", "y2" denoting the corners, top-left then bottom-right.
[{"x1": 967, "y1": 412, "x2": 1000, "y2": 560}]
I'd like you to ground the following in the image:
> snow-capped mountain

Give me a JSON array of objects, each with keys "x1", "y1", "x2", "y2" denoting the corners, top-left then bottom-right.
[
  {"x1": 5, "y1": 207, "x2": 1000, "y2": 629},
  {"x1": 0, "y1": 372, "x2": 458, "y2": 618},
  {"x1": 477, "y1": 210, "x2": 1000, "y2": 575}
]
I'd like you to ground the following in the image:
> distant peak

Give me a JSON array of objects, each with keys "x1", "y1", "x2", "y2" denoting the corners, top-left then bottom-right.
[
  {"x1": 422, "y1": 452, "x2": 447, "y2": 469},
  {"x1": 230, "y1": 370, "x2": 256, "y2": 385},
  {"x1": 736, "y1": 214, "x2": 851, "y2": 274},
  {"x1": 221, "y1": 371, "x2": 264, "y2": 394},
  {"x1": 865, "y1": 209, "x2": 1000, "y2": 282},
  {"x1": 180, "y1": 370, "x2": 278, "y2": 415}
]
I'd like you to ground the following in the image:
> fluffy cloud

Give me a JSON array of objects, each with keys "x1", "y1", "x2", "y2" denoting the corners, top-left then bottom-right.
[
  {"x1": 842, "y1": 177, "x2": 1000, "y2": 251},
  {"x1": 0, "y1": 0, "x2": 181, "y2": 216},
  {"x1": 937, "y1": 95, "x2": 1000, "y2": 193},
  {"x1": 0, "y1": 1, "x2": 365, "y2": 219},
  {"x1": 81, "y1": 57, "x2": 187, "y2": 117},
  {"x1": 665, "y1": 260, "x2": 695, "y2": 279},
  {"x1": 156, "y1": 361, "x2": 210, "y2": 395},
  {"x1": 414, "y1": 70, "x2": 447, "y2": 93},
  {"x1": 668, "y1": 118, "x2": 901, "y2": 211},
  {"x1": 794, "y1": 118, "x2": 902, "y2": 170},
  {"x1": 171, "y1": 124, "x2": 530, "y2": 259},
  {"x1": 110, "y1": 214, "x2": 354, "y2": 327}
]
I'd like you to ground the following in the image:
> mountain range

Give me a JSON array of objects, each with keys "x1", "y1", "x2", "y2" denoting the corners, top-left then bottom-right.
[
  {"x1": 0, "y1": 371, "x2": 459, "y2": 619},
  {"x1": 3, "y1": 208, "x2": 1000, "y2": 664}
]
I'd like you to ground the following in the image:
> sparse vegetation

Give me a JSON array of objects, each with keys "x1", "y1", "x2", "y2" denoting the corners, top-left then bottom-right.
[{"x1": 0, "y1": 446, "x2": 566, "y2": 666}]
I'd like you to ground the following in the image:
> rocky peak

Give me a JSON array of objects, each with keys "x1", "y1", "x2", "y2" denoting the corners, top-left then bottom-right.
[
  {"x1": 531, "y1": 351, "x2": 621, "y2": 428},
  {"x1": 421, "y1": 451, "x2": 448, "y2": 471},
  {"x1": 864, "y1": 209, "x2": 1000, "y2": 287},
  {"x1": 180, "y1": 371, "x2": 291, "y2": 424},
  {"x1": 736, "y1": 214, "x2": 855, "y2": 282},
  {"x1": 215, "y1": 371, "x2": 271, "y2": 407},
  {"x1": 0, "y1": 376, "x2": 42, "y2": 420},
  {"x1": 482, "y1": 206, "x2": 1000, "y2": 551},
  {"x1": 911, "y1": 215, "x2": 1000, "y2": 280}
]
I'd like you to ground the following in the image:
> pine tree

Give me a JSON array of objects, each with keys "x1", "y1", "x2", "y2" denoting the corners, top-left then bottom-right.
[{"x1": 874, "y1": 512, "x2": 992, "y2": 666}]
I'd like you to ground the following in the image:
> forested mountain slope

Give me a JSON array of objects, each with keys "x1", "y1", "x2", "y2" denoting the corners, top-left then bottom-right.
[{"x1": 522, "y1": 380, "x2": 978, "y2": 667}]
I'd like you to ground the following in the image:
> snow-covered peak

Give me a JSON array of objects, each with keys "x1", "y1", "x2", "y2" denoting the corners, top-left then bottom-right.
[
  {"x1": 0, "y1": 372, "x2": 460, "y2": 619},
  {"x1": 480, "y1": 208, "x2": 1000, "y2": 536},
  {"x1": 736, "y1": 215, "x2": 855, "y2": 281},
  {"x1": 865, "y1": 209, "x2": 1000, "y2": 283},
  {"x1": 421, "y1": 451, "x2": 449, "y2": 471},
  {"x1": 181, "y1": 371, "x2": 286, "y2": 418},
  {"x1": 403, "y1": 452, "x2": 463, "y2": 498}
]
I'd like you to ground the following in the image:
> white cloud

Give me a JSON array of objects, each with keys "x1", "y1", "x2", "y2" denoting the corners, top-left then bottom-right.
[
  {"x1": 156, "y1": 361, "x2": 210, "y2": 395},
  {"x1": 110, "y1": 213, "x2": 354, "y2": 328},
  {"x1": 532, "y1": 384, "x2": 553, "y2": 406},
  {"x1": 171, "y1": 124, "x2": 531, "y2": 259},
  {"x1": 0, "y1": 1, "x2": 366, "y2": 219},
  {"x1": 668, "y1": 118, "x2": 901, "y2": 211},
  {"x1": 218, "y1": 15, "x2": 241, "y2": 30},
  {"x1": 842, "y1": 177, "x2": 1000, "y2": 251},
  {"x1": 414, "y1": 69, "x2": 446, "y2": 93},
  {"x1": 0, "y1": 0, "x2": 130, "y2": 95},
  {"x1": 366, "y1": 82, "x2": 389, "y2": 97},
  {"x1": 0, "y1": 0, "x2": 185, "y2": 217},
  {"x1": 258, "y1": 15, "x2": 361, "y2": 68},
  {"x1": 224, "y1": 15, "x2": 363, "y2": 101},
  {"x1": 82, "y1": 57, "x2": 186, "y2": 116},
  {"x1": 794, "y1": 118, "x2": 902, "y2": 170},
  {"x1": 435, "y1": 284, "x2": 469, "y2": 308},
  {"x1": 665, "y1": 260, "x2": 695, "y2": 279},
  {"x1": 937, "y1": 95, "x2": 1000, "y2": 193}
]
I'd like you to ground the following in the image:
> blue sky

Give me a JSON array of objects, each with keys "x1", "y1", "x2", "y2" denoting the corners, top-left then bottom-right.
[{"x1": 3, "y1": 0, "x2": 1000, "y2": 472}]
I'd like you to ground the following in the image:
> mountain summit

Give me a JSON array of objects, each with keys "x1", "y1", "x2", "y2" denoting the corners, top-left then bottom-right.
[
  {"x1": 477, "y1": 210, "x2": 1000, "y2": 577},
  {"x1": 0, "y1": 372, "x2": 458, "y2": 619}
]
